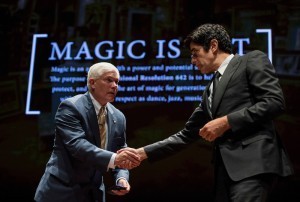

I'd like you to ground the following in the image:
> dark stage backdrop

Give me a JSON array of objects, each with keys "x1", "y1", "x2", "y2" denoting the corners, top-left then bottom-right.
[{"x1": 0, "y1": 0, "x2": 299, "y2": 201}]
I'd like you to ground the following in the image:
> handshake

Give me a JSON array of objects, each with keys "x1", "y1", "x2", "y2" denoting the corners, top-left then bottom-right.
[{"x1": 114, "y1": 147, "x2": 147, "y2": 170}]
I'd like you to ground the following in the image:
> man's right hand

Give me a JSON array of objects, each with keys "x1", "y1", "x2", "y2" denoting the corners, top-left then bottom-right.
[
  {"x1": 116, "y1": 147, "x2": 148, "y2": 169},
  {"x1": 114, "y1": 148, "x2": 141, "y2": 169}
]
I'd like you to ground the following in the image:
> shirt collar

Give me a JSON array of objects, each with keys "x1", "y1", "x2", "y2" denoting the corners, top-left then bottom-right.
[
  {"x1": 217, "y1": 54, "x2": 234, "y2": 75},
  {"x1": 89, "y1": 92, "x2": 106, "y2": 115}
]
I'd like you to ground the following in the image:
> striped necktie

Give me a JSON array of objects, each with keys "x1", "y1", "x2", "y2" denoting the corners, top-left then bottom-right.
[{"x1": 98, "y1": 107, "x2": 106, "y2": 149}]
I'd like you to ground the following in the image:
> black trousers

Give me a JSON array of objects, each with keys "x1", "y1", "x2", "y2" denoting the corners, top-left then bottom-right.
[{"x1": 213, "y1": 151, "x2": 277, "y2": 202}]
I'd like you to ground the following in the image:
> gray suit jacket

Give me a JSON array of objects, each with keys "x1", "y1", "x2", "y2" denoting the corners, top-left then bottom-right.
[
  {"x1": 144, "y1": 50, "x2": 294, "y2": 181},
  {"x1": 34, "y1": 92, "x2": 129, "y2": 202}
]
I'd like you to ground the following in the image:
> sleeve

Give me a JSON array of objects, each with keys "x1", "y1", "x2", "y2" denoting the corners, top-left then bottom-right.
[
  {"x1": 227, "y1": 50, "x2": 285, "y2": 132},
  {"x1": 144, "y1": 105, "x2": 207, "y2": 162},
  {"x1": 55, "y1": 100, "x2": 114, "y2": 172},
  {"x1": 110, "y1": 110, "x2": 129, "y2": 182}
]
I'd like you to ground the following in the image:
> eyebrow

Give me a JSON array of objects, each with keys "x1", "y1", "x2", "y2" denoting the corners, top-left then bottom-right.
[{"x1": 106, "y1": 76, "x2": 119, "y2": 81}]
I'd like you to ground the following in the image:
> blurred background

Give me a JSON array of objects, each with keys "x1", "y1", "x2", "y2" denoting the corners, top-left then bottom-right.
[{"x1": 0, "y1": 0, "x2": 299, "y2": 201}]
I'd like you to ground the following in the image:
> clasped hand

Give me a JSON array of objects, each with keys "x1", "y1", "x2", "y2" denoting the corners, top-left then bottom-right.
[{"x1": 115, "y1": 147, "x2": 141, "y2": 169}]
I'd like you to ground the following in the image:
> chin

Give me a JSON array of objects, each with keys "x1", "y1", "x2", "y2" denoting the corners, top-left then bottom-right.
[
  {"x1": 199, "y1": 70, "x2": 206, "y2": 74},
  {"x1": 108, "y1": 97, "x2": 115, "y2": 102}
]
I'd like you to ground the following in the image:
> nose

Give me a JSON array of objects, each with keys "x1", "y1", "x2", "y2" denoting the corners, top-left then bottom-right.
[
  {"x1": 191, "y1": 58, "x2": 196, "y2": 65},
  {"x1": 112, "y1": 81, "x2": 118, "y2": 88}
]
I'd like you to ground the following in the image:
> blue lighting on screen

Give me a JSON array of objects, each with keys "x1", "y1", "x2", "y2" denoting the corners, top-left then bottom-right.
[
  {"x1": 25, "y1": 33, "x2": 48, "y2": 115},
  {"x1": 256, "y1": 29, "x2": 272, "y2": 63}
]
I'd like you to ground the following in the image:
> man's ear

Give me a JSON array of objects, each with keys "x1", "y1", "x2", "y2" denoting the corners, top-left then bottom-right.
[
  {"x1": 210, "y1": 39, "x2": 218, "y2": 53},
  {"x1": 89, "y1": 78, "x2": 96, "y2": 90}
]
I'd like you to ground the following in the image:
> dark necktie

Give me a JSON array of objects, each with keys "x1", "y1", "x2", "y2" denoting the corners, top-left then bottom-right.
[
  {"x1": 211, "y1": 71, "x2": 221, "y2": 111},
  {"x1": 212, "y1": 71, "x2": 221, "y2": 99},
  {"x1": 98, "y1": 107, "x2": 106, "y2": 149}
]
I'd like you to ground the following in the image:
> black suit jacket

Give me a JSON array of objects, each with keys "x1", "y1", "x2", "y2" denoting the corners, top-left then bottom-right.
[
  {"x1": 34, "y1": 92, "x2": 129, "y2": 202},
  {"x1": 144, "y1": 50, "x2": 294, "y2": 181}
]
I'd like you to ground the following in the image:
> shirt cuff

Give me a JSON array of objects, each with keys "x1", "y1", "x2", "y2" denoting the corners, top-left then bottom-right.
[
  {"x1": 116, "y1": 177, "x2": 127, "y2": 185},
  {"x1": 108, "y1": 153, "x2": 116, "y2": 169}
]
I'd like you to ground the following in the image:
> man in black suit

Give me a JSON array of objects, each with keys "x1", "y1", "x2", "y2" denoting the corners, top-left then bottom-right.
[
  {"x1": 34, "y1": 62, "x2": 140, "y2": 202},
  {"x1": 122, "y1": 24, "x2": 294, "y2": 201}
]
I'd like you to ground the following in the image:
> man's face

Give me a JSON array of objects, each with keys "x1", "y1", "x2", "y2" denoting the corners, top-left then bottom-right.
[
  {"x1": 90, "y1": 70, "x2": 119, "y2": 105},
  {"x1": 190, "y1": 42, "x2": 215, "y2": 74}
]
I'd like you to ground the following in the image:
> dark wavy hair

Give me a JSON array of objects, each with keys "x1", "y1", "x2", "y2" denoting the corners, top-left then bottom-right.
[{"x1": 184, "y1": 23, "x2": 232, "y2": 54}]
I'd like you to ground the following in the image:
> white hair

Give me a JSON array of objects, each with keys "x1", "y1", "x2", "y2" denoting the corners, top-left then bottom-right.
[{"x1": 87, "y1": 62, "x2": 120, "y2": 91}]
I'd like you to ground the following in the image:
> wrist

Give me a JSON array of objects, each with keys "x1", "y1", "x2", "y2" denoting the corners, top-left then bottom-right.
[
  {"x1": 137, "y1": 148, "x2": 147, "y2": 161},
  {"x1": 223, "y1": 116, "x2": 231, "y2": 131}
]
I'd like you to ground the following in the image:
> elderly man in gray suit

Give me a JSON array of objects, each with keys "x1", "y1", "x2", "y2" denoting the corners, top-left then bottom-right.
[{"x1": 34, "y1": 62, "x2": 140, "y2": 202}]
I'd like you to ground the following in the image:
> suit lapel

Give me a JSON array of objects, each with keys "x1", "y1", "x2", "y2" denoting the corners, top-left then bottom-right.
[
  {"x1": 84, "y1": 93, "x2": 101, "y2": 147},
  {"x1": 212, "y1": 54, "x2": 241, "y2": 116},
  {"x1": 106, "y1": 103, "x2": 117, "y2": 150},
  {"x1": 202, "y1": 78, "x2": 213, "y2": 119}
]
